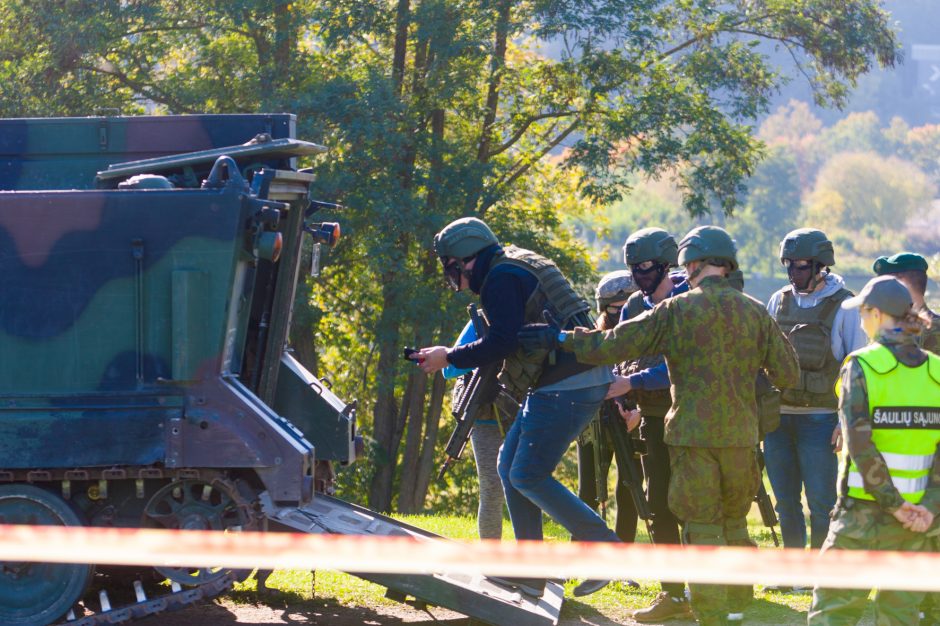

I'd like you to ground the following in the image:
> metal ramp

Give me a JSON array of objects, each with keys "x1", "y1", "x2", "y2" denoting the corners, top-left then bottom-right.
[{"x1": 262, "y1": 493, "x2": 564, "y2": 626}]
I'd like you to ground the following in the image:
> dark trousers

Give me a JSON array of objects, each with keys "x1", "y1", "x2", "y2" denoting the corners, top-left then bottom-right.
[{"x1": 641, "y1": 415, "x2": 685, "y2": 598}]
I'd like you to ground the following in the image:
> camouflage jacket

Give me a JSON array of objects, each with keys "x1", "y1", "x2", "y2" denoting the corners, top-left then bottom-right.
[
  {"x1": 839, "y1": 330, "x2": 940, "y2": 514},
  {"x1": 562, "y1": 275, "x2": 799, "y2": 447},
  {"x1": 919, "y1": 305, "x2": 940, "y2": 354}
]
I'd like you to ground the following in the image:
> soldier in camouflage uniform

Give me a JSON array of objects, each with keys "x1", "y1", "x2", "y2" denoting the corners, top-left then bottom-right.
[
  {"x1": 873, "y1": 253, "x2": 940, "y2": 625},
  {"x1": 520, "y1": 226, "x2": 800, "y2": 625},
  {"x1": 874, "y1": 252, "x2": 940, "y2": 354},
  {"x1": 608, "y1": 228, "x2": 694, "y2": 622},
  {"x1": 414, "y1": 217, "x2": 619, "y2": 598},
  {"x1": 809, "y1": 276, "x2": 940, "y2": 626}
]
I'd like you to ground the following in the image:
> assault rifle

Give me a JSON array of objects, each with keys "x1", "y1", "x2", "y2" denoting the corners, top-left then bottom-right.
[
  {"x1": 600, "y1": 398, "x2": 653, "y2": 537},
  {"x1": 755, "y1": 446, "x2": 780, "y2": 547},
  {"x1": 437, "y1": 304, "x2": 518, "y2": 480}
]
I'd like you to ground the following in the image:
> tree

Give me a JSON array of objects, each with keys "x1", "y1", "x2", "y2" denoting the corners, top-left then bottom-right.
[
  {"x1": 804, "y1": 152, "x2": 936, "y2": 257},
  {"x1": 0, "y1": 0, "x2": 900, "y2": 512},
  {"x1": 730, "y1": 146, "x2": 803, "y2": 277}
]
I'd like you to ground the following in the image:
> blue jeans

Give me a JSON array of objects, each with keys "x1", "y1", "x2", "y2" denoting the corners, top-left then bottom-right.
[
  {"x1": 763, "y1": 412, "x2": 839, "y2": 549},
  {"x1": 498, "y1": 384, "x2": 619, "y2": 543}
]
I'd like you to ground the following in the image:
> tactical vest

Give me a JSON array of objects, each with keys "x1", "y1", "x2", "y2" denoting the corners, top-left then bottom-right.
[
  {"x1": 481, "y1": 245, "x2": 591, "y2": 399},
  {"x1": 622, "y1": 292, "x2": 672, "y2": 418},
  {"x1": 775, "y1": 288, "x2": 851, "y2": 409},
  {"x1": 837, "y1": 344, "x2": 940, "y2": 504}
]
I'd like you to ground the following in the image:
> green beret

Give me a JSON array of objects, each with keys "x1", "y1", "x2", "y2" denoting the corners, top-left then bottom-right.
[{"x1": 872, "y1": 252, "x2": 929, "y2": 275}]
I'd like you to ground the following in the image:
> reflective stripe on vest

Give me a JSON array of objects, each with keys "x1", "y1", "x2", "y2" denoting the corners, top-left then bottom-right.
[
  {"x1": 846, "y1": 472, "x2": 929, "y2": 499},
  {"x1": 841, "y1": 343, "x2": 940, "y2": 504}
]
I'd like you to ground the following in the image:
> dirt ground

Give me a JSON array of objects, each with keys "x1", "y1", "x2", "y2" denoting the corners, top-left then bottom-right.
[{"x1": 150, "y1": 596, "x2": 655, "y2": 626}]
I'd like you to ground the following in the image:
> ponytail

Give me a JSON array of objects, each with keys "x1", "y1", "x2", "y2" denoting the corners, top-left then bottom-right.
[{"x1": 895, "y1": 308, "x2": 929, "y2": 335}]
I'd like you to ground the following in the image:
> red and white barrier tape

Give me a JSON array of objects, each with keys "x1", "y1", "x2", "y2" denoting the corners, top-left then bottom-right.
[{"x1": 0, "y1": 524, "x2": 936, "y2": 591}]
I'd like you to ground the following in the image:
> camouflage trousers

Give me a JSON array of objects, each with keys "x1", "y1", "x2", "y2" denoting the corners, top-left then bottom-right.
[
  {"x1": 808, "y1": 499, "x2": 929, "y2": 625},
  {"x1": 920, "y1": 533, "x2": 940, "y2": 626},
  {"x1": 668, "y1": 446, "x2": 760, "y2": 626}
]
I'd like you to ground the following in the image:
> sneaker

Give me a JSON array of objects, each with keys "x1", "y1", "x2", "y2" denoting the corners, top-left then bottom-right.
[
  {"x1": 632, "y1": 591, "x2": 693, "y2": 623},
  {"x1": 572, "y1": 579, "x2": 610, "y2": 597}
]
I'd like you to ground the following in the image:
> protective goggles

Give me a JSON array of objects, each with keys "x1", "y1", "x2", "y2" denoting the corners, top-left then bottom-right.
[
  {"x1": 781, "y1": 259, "x2": 814, "y2": 271},
  {"x1": 440, "y1": 255, "x2": 475, "y2": 290},
  {"x1": 630, "y1": 260, "x2": 660, "y2": 274}
]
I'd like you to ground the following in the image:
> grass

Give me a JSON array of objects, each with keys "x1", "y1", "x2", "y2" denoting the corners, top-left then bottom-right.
[{"x1": 225, "y1": 507, "x2": 882, "y2": 625}]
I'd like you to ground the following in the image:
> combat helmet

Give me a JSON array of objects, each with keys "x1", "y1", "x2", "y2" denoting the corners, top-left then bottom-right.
[
  {"x1": 623, "y1": 227, "x2": 679, "y2": 267},
  {"x1": 779, "y1": 228, "x2": 835, "y2": 267},
  {"x1": 433, "y1": 217, "x2": 499, "y2": 260},
  {"x1": 677, "y1": 226, "x2": 738, "y2": 271},
  {"x1": 595, "y1": 270, "x2": 637, "y2": 313}
]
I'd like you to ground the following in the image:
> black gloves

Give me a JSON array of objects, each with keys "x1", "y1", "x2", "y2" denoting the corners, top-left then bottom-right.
[{"x1": 517, "y1": 323, "x2": 563, "y2": 353}]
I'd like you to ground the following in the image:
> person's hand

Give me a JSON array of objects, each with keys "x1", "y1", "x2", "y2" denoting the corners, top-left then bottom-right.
[
  {"x1": 891, "y1": 501, "x2": 934, "y2": 532},
  {"x1": 831, "y1": 425, "x2": 843, "y2": 453},
  {"x1": 517, "y1": 323, "x2": 561, "y2": 353},
  {"x1": 605, "y1": 375, "x2": 632, "y2": 399},
  {"x1": 909, "y1": 508, "x2": 935, "y2": 533},
  {"x1": 891, "y1": 501, "x2": 918, "y2": 527},
  {"x1": 412, "y1": 346, "x2": 449, "y2": 374},
  {"x1": 617, "y1": 404, "x2": 642, "y2": 432}
]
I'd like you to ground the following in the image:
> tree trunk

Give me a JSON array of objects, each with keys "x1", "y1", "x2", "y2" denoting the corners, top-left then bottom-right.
[
  {"x1": 367, "y1": 274, "x2": 405, "y2": 512},
  {"x1": 273, "y1": 0, "x2": 293, "y2": 86},
  {"x1": 413, "y1": 371, "x2": 447, "y2": 510},
  {"x1": 464, "y1": 0, "x2": 511, "y2": 212},
  {"x1": 391, "y1": 0, "x2": 411, "y2": 97},
  {"x1": 396, "y1": 368, "x2": 430, "y2": 513}
]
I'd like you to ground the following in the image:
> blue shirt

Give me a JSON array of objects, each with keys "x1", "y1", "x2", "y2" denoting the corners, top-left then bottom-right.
[{"x1": 618, "y1": 273, "x2": 689, "y2": 392}]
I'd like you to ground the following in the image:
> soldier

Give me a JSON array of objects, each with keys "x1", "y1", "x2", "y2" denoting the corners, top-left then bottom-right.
[
  {"x1": 608, "y1": 227, "x2": 693, "y2": 622},
  {"x1": 872, "y1": 253, "x2": 940, "y2": 626},
  {"x1": 765, "y1": 229, "x2": 867, "y2": 557},
  {"x1": 576, "y1": 270, "x2": 641, "y2": 543},
  {"x1": 519, "y1": 226, "x2": 799, "y2": 625},
  {"x1": 808, "y1": 276, "x2": 940, "y2": 626},
  {"x1": 412, "y1": 217, "x2": 619, "y2": 598},
  {"x1": 873, "y1": 252, "x2": 939, "y2": 354}
]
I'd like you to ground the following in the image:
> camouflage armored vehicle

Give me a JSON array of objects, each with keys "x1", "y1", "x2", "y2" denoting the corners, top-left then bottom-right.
[{"x1": 0, "y1": 115, "x2": 563, "y2": 626}]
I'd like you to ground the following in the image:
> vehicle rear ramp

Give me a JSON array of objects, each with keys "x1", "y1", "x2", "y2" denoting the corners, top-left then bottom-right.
[{"x1": 262, "y1": 493, "x2": 563, "y2": 626}]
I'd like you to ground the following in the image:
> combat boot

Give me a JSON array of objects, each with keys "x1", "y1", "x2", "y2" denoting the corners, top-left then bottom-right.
[{"x1": 632, "y1": 591, "x2": 693, "y2": 622}]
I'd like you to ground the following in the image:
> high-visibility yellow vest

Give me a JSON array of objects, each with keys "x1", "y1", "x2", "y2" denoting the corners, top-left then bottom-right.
[{"x1": 838, "y1": 343, "x2": 940, "y2": 504}]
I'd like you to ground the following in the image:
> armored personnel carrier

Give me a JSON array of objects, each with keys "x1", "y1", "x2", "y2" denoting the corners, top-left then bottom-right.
[{"x1": 0, "y1": 114, "x2": 563, "y2": 626}]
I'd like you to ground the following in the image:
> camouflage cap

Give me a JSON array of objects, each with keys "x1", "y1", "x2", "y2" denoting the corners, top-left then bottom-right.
[
  {"x1": 595, "y1": 270, "x2": 637, "y2": 311},
  {"x1": 872, "y1": 252, "x2": 929, "y2": 275},
  {"x1": 433, "y1": 217, "x2": 499, "y2": 259},
  {"x1": 842, "y1": 276, "x2": 913, "y2": 319}
]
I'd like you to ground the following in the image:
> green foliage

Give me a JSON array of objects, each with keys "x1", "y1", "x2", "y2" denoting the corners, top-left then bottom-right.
[
  {"x1": 730, "y1": 147, "x2": 803, "y2": 277},
  {"x1": 805, "y1": 151, "x2": 936, "y2": 263},
  {"x1": 0, "y1": 0, "x2": 902, "y2": 512}
]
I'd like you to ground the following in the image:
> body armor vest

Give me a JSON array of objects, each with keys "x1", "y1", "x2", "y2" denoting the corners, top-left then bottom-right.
[
  {"x1": 481, "y1": 246, "x2": 591, "y2": 399},
  {"x1": 775, "y1": 288, "x2": 851, "y2": 409},
  {"x1": 622, "y1": 291, "x2": 672, "y2": 418},
  {"x1": 838, "y1": 344, "x2": 940, "y2": 504}
]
